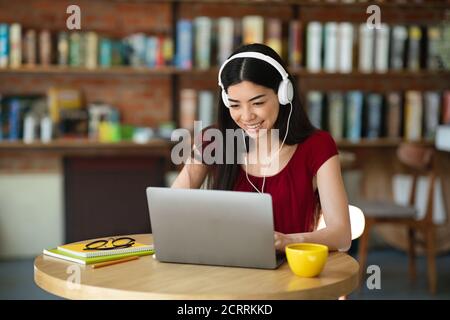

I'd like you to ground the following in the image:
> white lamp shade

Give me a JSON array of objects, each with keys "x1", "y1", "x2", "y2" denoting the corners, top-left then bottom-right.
[{"x1": 317, "y1": 205, "x2": 365, "y2": 241}]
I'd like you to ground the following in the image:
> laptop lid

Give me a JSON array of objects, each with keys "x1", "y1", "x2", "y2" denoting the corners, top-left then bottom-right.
[{"x1": 146, "y1": 187, "x2": 282, "y2": 269}]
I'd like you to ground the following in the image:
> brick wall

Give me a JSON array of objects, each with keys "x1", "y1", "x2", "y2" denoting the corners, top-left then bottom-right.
[
  {"x1": 0, "y1": 74, "x2": 172, "y2": 127},
  {"x1": 0, "y1": 0, "x2": 172, "y2": 36}
]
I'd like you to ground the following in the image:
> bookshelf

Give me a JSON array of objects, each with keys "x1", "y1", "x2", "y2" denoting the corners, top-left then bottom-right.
[{"x1": 1, "y1": 0, "x2": 449, "y2": 150}]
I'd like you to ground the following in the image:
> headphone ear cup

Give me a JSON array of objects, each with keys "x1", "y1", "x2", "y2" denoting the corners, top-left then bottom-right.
[
  {"x1": 278, "y1": 79, "x2": 294, "y2": 105},
  {"x1": 221, "y1": 89, "x2": 230, "y2": 108}
]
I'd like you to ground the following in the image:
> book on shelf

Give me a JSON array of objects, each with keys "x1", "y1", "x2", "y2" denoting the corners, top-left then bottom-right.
[
  {"x1": 424, "y1": 91, "x2": 441, "y2": 139},
  {"x1": 197, "y1": 91, "x2": 215, "y2": 130},
  {"x1": 162, "y1": 37, "x2": 173, "y2": 66},
  {"x1": 288, "y1": 20, "x2": 302, "y2": 68},
  {"x1": 9, "y1": 23, "x2": 21, "y2": 68},
  {"x1": 99, "y1": 37, "x2": 112, "y2": 68},
  {"x1": 365, "y1": 93, "x2": 383, "y2": 139},
  {"x1": 175, "y1": 19, "x2": 193, "y2": 69},
  {"x1": 194, "y1": 17, "x2": 212, "y2": 70},
  {"x1": 306, "y1": 91, "x2": 323, "y2": 129},
  {"x1": 47, "y1": 87, "x2": 88, "y2": 138},
  {"x1": 111, "y1": 39, "x2": 125, "y2": 66},
  {"x1": 389, "y1": 25, "x2": 408, "y2": 71},
  {"x1": 327, "y1": 91, "x2": 345, "y2": 140},
  {"x1": 306, "y1": 22, "x2": 322, "y2": 73},
  {"x1": 156, "y1": 36, "x2": 166, "y2": 67},
  {"x1": 180, "y1": 89, "x2": 197, "y2": 132},
  {"x1": 427, "y1": 26, "x2": 442, "y2": 70},
  {"x1": 126, "y1": 33, "x2": 146, "y2": 67},
  {"x1": 233, "y1": 17, "x2": 243, "y2": 53},
  {"x1": 8, "y1": 98, "x2": 20, "y2": 140},
  {"x1": 408, "y1": 26, "x2": 422, "y2": 71},
  {"x1": 242, "y1": 15, "x2": 264, "y2": 45},
  {"x1": 39, "y1": 30, "x2": 52, "y2": 66},
  {"x1": 404, "y1": 90, "x2": 423, "y2": 141},
  {"x1": 69, "y1": 32, "x2": 81, "y2": 67},
  {"x1": 324, "y1": 22, "x2": 338, "y2": 73},
  {"x1": 345, "y1": 91, "x2": 363, "y2": 141},
  {"x1": 0, "y1": 94, "x2": 47, "y2": 142},
  {"x1": 358, "y1": 24, "x2": 374, "y2": 73},
  {"x1": 338, "y1": 22, "x2": 354, "y2": 73},
  {"x1": 85, "y1": 31, "x2": 98, "y2": 69},
  {"x1": 386, "y1": 92, "x2": 403, "y2": 138},
  {"x1": 47, "y1": 87, "x2": 83, "y2": 123},
  {"x1": 0, "y1": 24, "x2": 8, "y2": 68},
  {"x1": 145, "y1": 36, "x2": 158, "y2": 68},
  {"x1": 57, "y1": 31, "x2": 69, "y2": 66},
  {"x1": 266, "y1": 18, "x2": 283, "y2": 58},
  {"x1": 217, "y1": 17, "x2": 234, "y2": 65},
  {"x1": 79, "y1": 32, "x2": 87, "y2": 67},
  {"x1": 24, "y1": 29, "x2": 37, "y2": 67},
  {"x1": 374, "y1": 24, "x2": 390, "y2": 73}
]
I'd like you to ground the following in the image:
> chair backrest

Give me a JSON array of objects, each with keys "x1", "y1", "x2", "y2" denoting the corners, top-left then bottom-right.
[
  {"x1": 317, "y1": 205, "x2": 366, "y2": 252},
  {"x1": 397, "y1": 143, "x2": 436, "y2": 223}
]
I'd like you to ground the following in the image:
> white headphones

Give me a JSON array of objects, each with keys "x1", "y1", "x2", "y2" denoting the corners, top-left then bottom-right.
[{"x1": 217, "y1": 52, "x2": 294, "y2": 108}]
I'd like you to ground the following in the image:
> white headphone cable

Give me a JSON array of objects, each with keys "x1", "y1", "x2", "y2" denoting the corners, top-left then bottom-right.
[{"x1": 243, "y1": 101, "x2": 293, "y2": 194}]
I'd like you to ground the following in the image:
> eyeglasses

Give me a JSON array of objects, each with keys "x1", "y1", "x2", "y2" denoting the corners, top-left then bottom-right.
[{"x1": 83, "y1": 237, "x2": 136, "y2": 251}]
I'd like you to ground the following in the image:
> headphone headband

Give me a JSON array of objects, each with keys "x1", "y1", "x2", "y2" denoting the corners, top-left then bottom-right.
[{"x1": 218, "y1": 52, "x2": 289, "y2": 87}]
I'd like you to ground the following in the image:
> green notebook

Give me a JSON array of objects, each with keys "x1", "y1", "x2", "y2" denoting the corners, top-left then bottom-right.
[{"x1": 43, "y1": 247, "x2": 154, "y2": 265}]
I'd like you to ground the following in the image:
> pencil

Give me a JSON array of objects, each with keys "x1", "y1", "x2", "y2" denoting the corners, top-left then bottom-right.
[{"x1": 92, "y1": 256, "x2": 139, "y2": 269}]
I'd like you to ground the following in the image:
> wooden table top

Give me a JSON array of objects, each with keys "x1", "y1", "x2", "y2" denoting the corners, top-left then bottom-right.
[{"x1": 34, "y1": 234, "x2": 360, "y2": 300}]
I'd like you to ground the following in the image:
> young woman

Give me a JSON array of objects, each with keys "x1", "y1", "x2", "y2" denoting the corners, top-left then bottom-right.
[{"x1": 172, "y1": 43, "x2": 351, "y2": 252}]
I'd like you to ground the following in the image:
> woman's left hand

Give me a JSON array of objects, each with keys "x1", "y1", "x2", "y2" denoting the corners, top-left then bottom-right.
[{"x1": 274, "y1": 231, "x2": 291, "y2": 251}]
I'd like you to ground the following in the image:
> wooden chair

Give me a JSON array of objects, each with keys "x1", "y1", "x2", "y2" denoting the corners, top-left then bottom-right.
[{"x1": 355, "y1": 143, "x2": 437, "y2": 294}]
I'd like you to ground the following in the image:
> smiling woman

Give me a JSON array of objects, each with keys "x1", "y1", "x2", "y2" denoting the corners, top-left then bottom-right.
[{"x1": 171, "y1": 43, "x2": 351, "y2": 252}]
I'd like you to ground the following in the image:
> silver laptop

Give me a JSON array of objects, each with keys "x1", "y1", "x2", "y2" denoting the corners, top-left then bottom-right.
[{"x1": 146, "y1": 187, "x2": 285, "y2": 269}]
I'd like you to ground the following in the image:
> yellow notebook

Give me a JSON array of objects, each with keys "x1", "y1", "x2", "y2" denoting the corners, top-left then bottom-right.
[{"x1": 57, "y1": 241, "x2": 154, "y2": 258}]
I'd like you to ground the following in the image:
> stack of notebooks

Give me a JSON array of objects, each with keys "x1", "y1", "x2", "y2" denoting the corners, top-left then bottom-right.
[{"x1": 43, "y1": 241, "x2": 154, "y2": 265}]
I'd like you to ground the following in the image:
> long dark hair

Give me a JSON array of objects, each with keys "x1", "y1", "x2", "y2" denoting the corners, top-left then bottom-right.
[{"x1": 204, "y1": 43, "x2": 317, "y2": 192}]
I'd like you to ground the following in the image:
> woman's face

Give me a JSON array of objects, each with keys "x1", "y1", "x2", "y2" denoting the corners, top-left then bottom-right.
[{"x1": 226, "y1": 81, "x2": 279, "y2": 138}]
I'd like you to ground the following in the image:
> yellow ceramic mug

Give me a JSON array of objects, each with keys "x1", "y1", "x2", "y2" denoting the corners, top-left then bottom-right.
[{"x1": 285, "y1": 243, "x2": 329, "y2": 277}]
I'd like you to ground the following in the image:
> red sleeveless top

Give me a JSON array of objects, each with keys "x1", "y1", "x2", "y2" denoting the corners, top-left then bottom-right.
[{"x1": 233, "y1": 130, "x2": 339, "y2": 234}]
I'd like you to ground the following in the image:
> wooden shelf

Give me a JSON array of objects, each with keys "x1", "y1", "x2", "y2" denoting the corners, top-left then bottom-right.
[
  {"x1": 1, "y1": 66, "x2": 449, "y2": 79},
  {"x1": 170, "y1": 0, "x2": 450, "y2": 8},
  {"x1": 0, "y1": 138, "x2": 175, "y2": 156},
  {"x1": 0, "y1": 137, "x2": 435, "y2": 153},
  {"x1": 335, "y1": 138, "x2": 435, "y2": 148},
  {"x1": 0, "y1": 66, "x2": 178, "y2": 76}
]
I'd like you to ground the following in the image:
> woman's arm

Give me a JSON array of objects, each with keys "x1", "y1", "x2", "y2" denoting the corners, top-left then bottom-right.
[
  {"x1": 274, "y1": 155, "x2": 352, "y2": 251},
  {"x1": 171, "y1": 156, "x2": 209, "y2": 189}
]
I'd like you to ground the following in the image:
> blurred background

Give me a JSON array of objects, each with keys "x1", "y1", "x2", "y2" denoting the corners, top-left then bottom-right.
[{"x1": 0, "y1": 0, "x2": 449, "y2": 299}]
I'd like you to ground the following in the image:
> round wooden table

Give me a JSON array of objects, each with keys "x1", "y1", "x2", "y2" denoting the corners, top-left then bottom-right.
[{"x1": 34, "y1": 234, "x2": 360, "y2": 299}]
